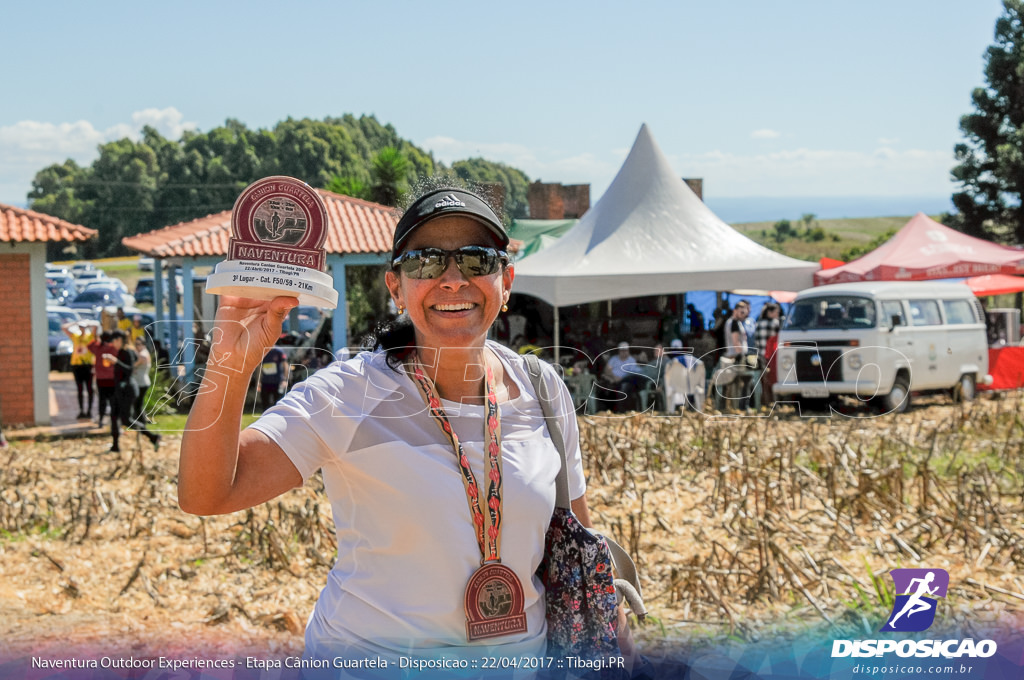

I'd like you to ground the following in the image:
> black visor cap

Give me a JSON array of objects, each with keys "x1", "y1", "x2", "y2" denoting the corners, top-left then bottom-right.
[{"x1": 391, "y1": 189, "x2": 509, "y2": 259}]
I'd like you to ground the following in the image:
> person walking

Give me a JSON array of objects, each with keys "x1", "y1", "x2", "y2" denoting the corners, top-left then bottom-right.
[
  {"x1": 101, "y1": 330, "x2": 160, "y2": 453},
  {"x1": 89, "y1": 331, "x2": 117, "y2": 427},
  {"x1": 131, "y1": 337, "x2": 153, "y2": 424}
]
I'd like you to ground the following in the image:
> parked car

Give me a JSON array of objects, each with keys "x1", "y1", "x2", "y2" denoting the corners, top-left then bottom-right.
[
  {"x1": 71, "y1": 262, "x2": 95, "y2": 275},
  {"x1": 46, "y1": 274, "x2": 77, "y2": 304},
  {"x1": 282, "y1": 305, "x2": 328, "y2": 336},
  {"x1": 138, "y1": 256, "x2": 154, "y2": 271},
  {"x1": 46, "y1": 263, "x2": 71, "y2": 276},
  {"x1": 82, "y1": 283, "x2": 135, "y2": 308},
  {"x1": 68, "y1": 288, "x2": 132, "y2": 316},
  {"x1": 72, "y1": 269, "x2": 107, "y2": 292},
  {"x1": 47, "y1": 312, "x2": 75, "y2": 372},
  {"x1": 774, "y1": 281, "x2": 991, "y2": 414},
  {"x1": 134, "y1": 275, "x2": 184, "y2": 304},
  {"x1": 47, "y1": 305, "x2": 82, "y2": 326},
  {"x1": 84, "y1": 277, "x2": 133, "y2": 297}
]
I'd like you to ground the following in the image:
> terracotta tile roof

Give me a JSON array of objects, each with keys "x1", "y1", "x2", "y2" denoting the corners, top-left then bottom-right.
[
  {"x1": 122, "y1": 190, "x2": 397, "y2": 258},
  {"x1": 0, "y1": 203, "x2": 97, "y2": 243}
]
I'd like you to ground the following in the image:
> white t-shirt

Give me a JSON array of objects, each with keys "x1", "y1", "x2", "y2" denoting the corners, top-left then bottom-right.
[
  {"x1": 724, "y1": 317, "x2": 748, "y2": 357},
  {"x1": 250, "y1": 341, "x2": 586, "y2": 661}
]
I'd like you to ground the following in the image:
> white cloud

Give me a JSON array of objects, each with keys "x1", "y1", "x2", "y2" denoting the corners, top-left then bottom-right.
[
  {"x1": 0, "y1": 120, "x2": 106, "y2": 155},
  {"x1": 750, "y1": 129, "x2": 781, "y2": 139},
  {"x1": 420, "y1": 135, "x2": 619, "y2": 187},
  {"x1": 0, "y1": 107, "x2": 197, "y2": 205}
]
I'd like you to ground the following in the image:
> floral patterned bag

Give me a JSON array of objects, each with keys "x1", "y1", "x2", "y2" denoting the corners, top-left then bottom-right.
[
  {"x1": 524, "y1": 355, "x2": 644, "y2": 660},
  {"x1": 537, "y1": 504, "x2": 620, "y2": 657}
]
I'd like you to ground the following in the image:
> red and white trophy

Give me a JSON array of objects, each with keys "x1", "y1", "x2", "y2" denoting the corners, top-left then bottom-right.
[{"x1": 205, "y1": 176, "x2": 338, "y2": 308}]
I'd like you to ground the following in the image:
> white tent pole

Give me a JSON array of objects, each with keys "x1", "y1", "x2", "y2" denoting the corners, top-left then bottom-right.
[{"x1": 554, "y1": 306, "x2": 561, "y2": 364}]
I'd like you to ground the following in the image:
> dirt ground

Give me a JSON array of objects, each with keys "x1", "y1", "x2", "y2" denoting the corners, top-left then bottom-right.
[{"x1": 1, "y1": 396, "x2": 1022, "y2": 661}]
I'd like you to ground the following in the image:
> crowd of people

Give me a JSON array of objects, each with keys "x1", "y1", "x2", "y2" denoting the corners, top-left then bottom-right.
[
  {"x1": 504, "y1": 298, "x2": 786, "y2": 414},
  {"x1": 62, "y1": 315, "x2": 160, "y2": 451}
]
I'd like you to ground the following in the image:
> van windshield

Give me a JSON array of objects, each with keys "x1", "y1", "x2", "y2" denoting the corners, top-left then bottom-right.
[{"x1": 784, "y1": 296, "x2": 877, "y2": 330}]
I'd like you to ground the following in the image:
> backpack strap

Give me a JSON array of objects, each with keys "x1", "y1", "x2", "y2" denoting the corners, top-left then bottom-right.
[
  {"x1": 523, "y1": 353, "x2": 646, "y2": 615},
  {"x1": 523, "y1": 353, "x2": 571, "y2": 510}
]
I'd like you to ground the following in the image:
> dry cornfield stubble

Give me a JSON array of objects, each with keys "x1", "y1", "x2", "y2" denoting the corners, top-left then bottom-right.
[{"x1": 1, "y1": 395, "x2": 1022, "y2": 659}]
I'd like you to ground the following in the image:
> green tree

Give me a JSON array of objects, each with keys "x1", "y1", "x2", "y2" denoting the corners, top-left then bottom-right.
[
  {"x1": 451, "y1": 158, "x2": 531, "y2": 219},
  {"x1": 773, "y1": 219, "x2": 793, "y2": 242},
  {"x1": 28, "y1": 159, "x2": 91, "y2": 225},
  {"x1": 80, "y1": 137, "x2": 160, "y2": 256},
  {"x1": 800, "y1": 212, "x2": 817, "y2": 236},
  {"x1": 325, "y1": 175, "x2": 370, "y2": 200},
  {"x1": 841, "y1": 229, "x2": 897, "y2": 261},
  {"x1": 25, "y1": 114, "x2": 534, "y2": 256},
  {"x1": 806, "y1": 226, "x2": 826, "y2": 242},
  {"x1": 370, "y1": 147, "x2": 411, "y2": 206},
  {"x1": 28, "y1": 159, "x2": 94, "y2": 259},
  {"x1": 951, "y1": 0, "x2": 1024, "y2": 242}
]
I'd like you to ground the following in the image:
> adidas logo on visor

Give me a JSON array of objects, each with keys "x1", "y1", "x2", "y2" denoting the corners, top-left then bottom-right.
[{"x1": 434, "y1": 194, "x2": 466, "y2": 208}]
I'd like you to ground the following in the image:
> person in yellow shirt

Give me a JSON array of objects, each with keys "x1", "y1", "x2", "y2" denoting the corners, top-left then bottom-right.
[
  {"x1": 64, "y1": 319, "x2": 100, "y2": 420},
  {"x1": 129, "y1": 315, "x2": 147, "y2": 344},
  {"x1": 116, "y1": 307, "x2": 133, "y2": 333}
]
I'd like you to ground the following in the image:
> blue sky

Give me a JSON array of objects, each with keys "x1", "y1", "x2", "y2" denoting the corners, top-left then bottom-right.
[{"x1": 0, "y1": 0, "x2": 1009, "y2": 212}]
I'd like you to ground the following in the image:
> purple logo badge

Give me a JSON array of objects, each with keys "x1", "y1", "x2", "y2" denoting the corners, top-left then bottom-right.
[{"x1": 880, "y1": 568, "x2": 949, "y2": 632}]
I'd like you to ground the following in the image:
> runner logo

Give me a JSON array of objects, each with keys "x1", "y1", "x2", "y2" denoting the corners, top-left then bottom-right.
[
  {"x1": 435, "y1": 194, "x2": 466, "y2": 208},
  {"x1": 880, "y1": 568, "x2": 949, "y2": 632}
]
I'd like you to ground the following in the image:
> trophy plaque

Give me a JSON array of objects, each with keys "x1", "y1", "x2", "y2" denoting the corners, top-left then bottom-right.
[{"x1": 205, "y1": 176, "x2": 339, "y2": 308}]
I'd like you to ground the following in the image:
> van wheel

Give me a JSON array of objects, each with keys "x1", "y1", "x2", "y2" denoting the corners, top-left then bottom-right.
[
  {"x1": 877, "y1": 375, "x2": 910, "y2": 414},
  {"x1": 952, "y1": 373, "x2": 976, "y2": 403}
]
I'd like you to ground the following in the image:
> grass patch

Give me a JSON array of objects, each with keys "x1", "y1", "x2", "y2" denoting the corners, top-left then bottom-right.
[
  {"x1": 151, "y1": 412, "x2": 261, "y2": 433},
  {"x1": 731, "y1": 215, "x2": 926, "y2": 262}
]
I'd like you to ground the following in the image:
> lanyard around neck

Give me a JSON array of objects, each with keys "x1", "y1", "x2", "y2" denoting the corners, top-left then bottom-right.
[{"x1": 409, "y1": 355, "x2": 504, "y2": 564}]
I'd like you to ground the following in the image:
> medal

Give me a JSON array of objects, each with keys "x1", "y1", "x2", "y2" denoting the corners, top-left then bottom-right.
[
  {"x1": 410, "y1": 355, "x2": 528, "y2": 642},
  {"x1": 464, "y1": 562, "x2": 527, "y2": 641}
]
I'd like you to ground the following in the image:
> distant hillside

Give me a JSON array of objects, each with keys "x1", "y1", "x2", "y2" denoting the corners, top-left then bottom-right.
[{"x1": 731, "y1": 215, "x2": 923, "y2": 262}]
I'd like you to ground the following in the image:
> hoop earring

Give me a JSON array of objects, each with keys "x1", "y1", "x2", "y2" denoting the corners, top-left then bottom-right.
[{"x1": 501, "y1": 303, "x2": 508, "y2": 312}]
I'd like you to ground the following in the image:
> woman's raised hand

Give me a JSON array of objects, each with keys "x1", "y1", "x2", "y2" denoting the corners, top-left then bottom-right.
[{"x1": 205, "y1": 295, "x2": 298, "y2": 376}]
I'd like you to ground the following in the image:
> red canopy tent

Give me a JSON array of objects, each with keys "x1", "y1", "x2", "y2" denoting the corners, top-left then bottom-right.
[
  {"x1": 965, "y1": 274, "x2": 1024, "y2": 297},
  {"x1": 814, "y1": 213, "x2": 1024, "y2": 285}
]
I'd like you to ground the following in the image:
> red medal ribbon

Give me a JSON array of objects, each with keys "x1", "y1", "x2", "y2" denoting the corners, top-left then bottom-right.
[{"x1": 410, "y1": 353, "x2": 504, "y2": 564}]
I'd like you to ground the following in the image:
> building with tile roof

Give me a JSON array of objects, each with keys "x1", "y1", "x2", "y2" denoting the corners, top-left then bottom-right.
[
  {"x1": 121, "y1": 189, "x2": 398, "y2": 362},
  {"x1": 0, "y1": 204, "x2": 97, "y2": 426}
]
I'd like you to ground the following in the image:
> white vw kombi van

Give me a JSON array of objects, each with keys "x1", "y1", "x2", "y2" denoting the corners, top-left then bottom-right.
[{"x1": 773, "y1": 281, "x2": 990, "y2": 413}]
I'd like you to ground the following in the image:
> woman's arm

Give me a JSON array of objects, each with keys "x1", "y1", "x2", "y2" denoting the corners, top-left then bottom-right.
[
  {"x1": 570, "y1": 495, "x2": 593, "y2": 528},
  {"x1": 178, "y1": 295, "x2": 303, "y2": 516}
]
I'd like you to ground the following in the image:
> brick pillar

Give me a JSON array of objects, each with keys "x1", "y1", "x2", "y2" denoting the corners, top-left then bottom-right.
[
  {"x1": 562, "y1": 184, "x2": 591, "y2": 218},
  {"x1": 528, "y1": 182, "x2": 566, "y2": 219},
  {"x1": 683, "y1": 178, "x2": 704, "y2": 201},
  {"x1": 0, "y1": 254, "x2": 34, "y2": 425}
]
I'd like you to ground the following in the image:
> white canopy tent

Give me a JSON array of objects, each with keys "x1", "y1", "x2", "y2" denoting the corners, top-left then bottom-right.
[
  {"x1": 513, "y1": 124, "x2": 819, "y2": 359},
  {"x1": 514, "y1": 124, "x2": 818, "y2": 306}
]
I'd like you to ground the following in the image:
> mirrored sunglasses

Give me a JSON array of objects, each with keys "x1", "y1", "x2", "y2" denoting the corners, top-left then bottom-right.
[{"x1": 392, "y1": 246, "x2": 509, "y2": 280}]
